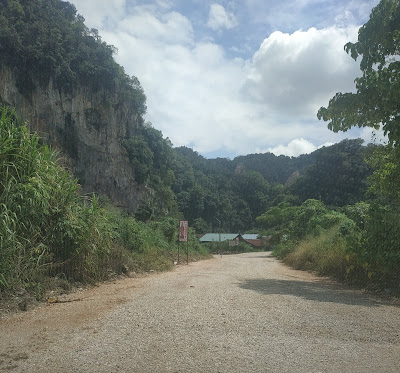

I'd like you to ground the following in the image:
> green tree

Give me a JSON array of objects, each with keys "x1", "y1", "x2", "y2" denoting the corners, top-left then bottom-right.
[
  {"x1": 230, "y1": 171, "x2": 271, "y2": 221},
  {"x1": 317, "y1": 0, "x2": 400, "y2": 145},
  {"x1": 289, "y1": 139, "x2": 372, "y2": 206},
  {"x1": 317, "y1": 1, "x2": 400, "y2": 288},
  {"x1": 0, "y1": 0, "x2": 147, "y2": 112}
]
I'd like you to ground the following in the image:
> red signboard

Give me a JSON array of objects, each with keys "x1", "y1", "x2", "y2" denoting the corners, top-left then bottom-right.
[{"x1": 179, "y1": 220, "x2": 189, "y2": 242}]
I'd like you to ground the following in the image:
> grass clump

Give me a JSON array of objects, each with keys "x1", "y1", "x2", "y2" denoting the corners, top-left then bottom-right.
[
  {"x1": 0, "y1": 107, "x2": 113, "y2": 293},
  {"x1": 283, "y1": 226, "x2": 350, "y2": 280},
  {"x1": 0, "y1": 108, "x2": 210, "y2": 299},
  {"x1": 268, "y1": 198, "x2": 399, "y2": 293}
]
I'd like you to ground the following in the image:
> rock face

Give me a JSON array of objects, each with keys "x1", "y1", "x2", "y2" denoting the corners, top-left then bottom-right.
[{"x1": 0, "y1": 66, "x2": 144, "y2": 212}]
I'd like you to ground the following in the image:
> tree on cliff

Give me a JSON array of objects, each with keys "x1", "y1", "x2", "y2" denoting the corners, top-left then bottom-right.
[{"x1": 0, "y1": 0, "x2": 146, "y2": 116}]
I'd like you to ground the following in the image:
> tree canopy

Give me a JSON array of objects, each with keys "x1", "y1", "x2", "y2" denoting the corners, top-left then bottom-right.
[
  {"x1": 317, "y1": 0, "x2": 400, "y2": 145},
  {"x1": 288, "y1": 139, "x2": 373, "y2": 206},
  {"x1": 0, "y1": 0, "x2": 146, "y2": 116}
]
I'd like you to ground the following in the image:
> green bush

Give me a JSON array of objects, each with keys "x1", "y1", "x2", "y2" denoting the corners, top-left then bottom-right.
[
  {"x1": 356, "y1": 202, "x2": 400, "y2": 289},
  {"x1": 284, "y1": 226, "x2": 350, "y2": 279},
  {"x1": 107, "y1": 210, "x2": 211, "y2": 271},
  {"x1": 0, "y1": 107, "x2": 210, "y2": 298},
  {"x1": 0, "y1": 108, "x2": 115, "y2": 291}
]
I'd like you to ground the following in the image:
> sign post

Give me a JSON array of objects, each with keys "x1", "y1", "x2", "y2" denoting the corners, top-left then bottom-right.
[{"x1": 179, "y1": 220, "x2": 189, "y2": 264}]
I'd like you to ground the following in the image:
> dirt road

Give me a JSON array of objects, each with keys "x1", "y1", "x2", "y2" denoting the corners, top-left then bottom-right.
[{"x1": 1, "y1": 252, "x2": 399, "y2": 372}]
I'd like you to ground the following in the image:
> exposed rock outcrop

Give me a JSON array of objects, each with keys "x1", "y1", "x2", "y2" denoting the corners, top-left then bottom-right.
[{"x1": 0, "y1": 66, "x2": 145, "y2": 212}]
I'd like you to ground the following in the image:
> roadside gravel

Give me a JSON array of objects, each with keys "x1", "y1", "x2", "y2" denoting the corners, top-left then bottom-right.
[{"x1": 1, "y1": 252, "x2": 399, "y2": 372}]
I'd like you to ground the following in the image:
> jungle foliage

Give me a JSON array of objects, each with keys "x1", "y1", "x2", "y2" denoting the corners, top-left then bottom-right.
[
  {"x1": 172, "y1": 139, "x2": 374, "y2": 234},
  {"x1": 124, "y1": 123, "x2": 179, "y2": 221},
  {"x1": 0, "y1": 0, "x2": 146, "y2": 116},
  {"x1": 0, "y1": 108, "x2": 209, "y2": 296}
]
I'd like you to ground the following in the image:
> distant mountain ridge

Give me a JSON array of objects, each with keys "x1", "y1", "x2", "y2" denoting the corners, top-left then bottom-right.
[{"x1": 175, "y1": 145, "x2": 317, "y2": 185}]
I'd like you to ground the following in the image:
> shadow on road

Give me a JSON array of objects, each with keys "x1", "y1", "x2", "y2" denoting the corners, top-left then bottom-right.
[{"x1": 238, "y1": 278, "x2": 394, "y2": 308}]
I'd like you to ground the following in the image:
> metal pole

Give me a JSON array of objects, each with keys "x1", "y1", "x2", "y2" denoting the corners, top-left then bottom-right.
[
  {"x1": 215, "y1": 217, "x2": 221, "y2": 258},
  {"x1": 186, "y1": 228, "x2": 189, "y2": 265}
]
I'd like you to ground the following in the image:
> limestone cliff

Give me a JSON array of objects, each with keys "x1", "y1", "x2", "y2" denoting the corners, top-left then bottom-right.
[{"x1": 0, "y1": 65, "x2": 145, "y2": 212}]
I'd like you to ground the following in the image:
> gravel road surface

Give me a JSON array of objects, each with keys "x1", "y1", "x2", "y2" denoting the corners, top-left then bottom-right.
[{"x1": 1, "y1": 252, "x2": 399, "y2": 372}]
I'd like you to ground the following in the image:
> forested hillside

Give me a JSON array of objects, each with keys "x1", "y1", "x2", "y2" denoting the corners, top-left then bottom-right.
[
  {"x1": 0, "y1": 0, "x2": 176, "y2": 215},
  {"x1": 172, "y1": 140, "x2": 374, "y2": 233}
]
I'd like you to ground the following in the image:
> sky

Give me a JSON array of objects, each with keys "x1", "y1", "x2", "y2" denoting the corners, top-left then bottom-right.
[{"x1": 70, "y1": 0, "x2": 384, "y2": 158}]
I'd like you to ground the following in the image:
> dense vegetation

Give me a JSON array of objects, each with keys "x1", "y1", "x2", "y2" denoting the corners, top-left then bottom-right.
[
  {"x1": 0, "y1": 0, "x2": 146, "y2": 116},
  {"x1": 0, "y1": 108, "x2": 209, "y2": 296},
  {"x1": 172, "y1": 139, "x2": 374, "y2": 233}
]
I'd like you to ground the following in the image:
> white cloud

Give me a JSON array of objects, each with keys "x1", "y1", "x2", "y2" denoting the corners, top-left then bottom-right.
[
  {"x1": 207, "y1": 4, "x2": 238, "y2": 30},
  {"x1": 70, "y1": 1, "x2": 375, "y2": 158},
  {"x1": 268, "y1": 138, "x2": 318, "y2": 157},
  {"x1": 73, "y1": 0, "x2": 126, "y2": 29},
  {"x1": 156, "y1": 0, "x2": 173, "y2": 10},
  {"x1": 118, "y1": 10, "x2": 193, "y2": 45},
  {"x1": 335, "y1": 10, "x2": 357, "y2": 27},
  {"x1": 243, "y1": 26, "x2": 360, "y2": 119},
  {"x1": 360, "y1": 127, "x2": 388, "y2": 146},
  {"x1": 266, "y1": 138, "x2": 336, "y2": 157}
]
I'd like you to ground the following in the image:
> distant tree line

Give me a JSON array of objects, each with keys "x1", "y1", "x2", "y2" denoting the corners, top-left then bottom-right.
[{"x1": 172, "y1": 139, "x2": 375, "y2": 233}]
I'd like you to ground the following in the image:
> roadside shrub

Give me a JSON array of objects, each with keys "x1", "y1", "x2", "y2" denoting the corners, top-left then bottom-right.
[
  {"x1": 284, "y1": 227, "x2": 350, "y2": 279},
  {"x1": 109, "y1": 211, "x2": 211, "y2": 271},
  {"x1": 272, "y1": 241, "x2": 296, "y2": 259},
  {"x1": 0, "y1": 108, "x2": 115, "y2": 292},
  {"x1": 358, "y1": 202, "x2": 400, "y2": 289},
  {"x1": 0, "y1": 107, "x2": 211, "y2": 298}
]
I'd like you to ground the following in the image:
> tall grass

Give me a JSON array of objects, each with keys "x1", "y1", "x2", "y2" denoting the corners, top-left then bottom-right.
[
  {"x1": 0, "y1": 108, "x2": 113, "y2": 293},
  {"x1": 282, "y1": 226, "x2": 350, "y2": 280},
  {"x1": 109, "y1": 212, "x2": 211, "y2": 271},
  {"x1": 272, "y1": 224, "x2": 392, "y2": 290},
  {"x1": 0, "y1": 108, "x2": 210, "y2": 297}
]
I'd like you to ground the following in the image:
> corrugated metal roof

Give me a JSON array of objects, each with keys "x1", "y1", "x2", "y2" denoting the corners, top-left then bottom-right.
[
  {"x1": 242, "y1": 234, "x2": 258, "y2": 240},
  {"x1": 200, "y1": 233, "x2": 240, "y2": 242}
]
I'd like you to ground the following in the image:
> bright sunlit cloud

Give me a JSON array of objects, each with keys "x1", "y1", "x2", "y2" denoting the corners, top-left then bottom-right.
[{"x1": 267, "y1": 138, "x2": 335, "y2": 157}]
